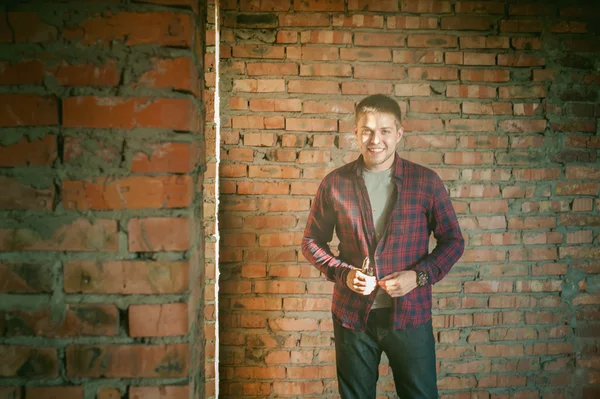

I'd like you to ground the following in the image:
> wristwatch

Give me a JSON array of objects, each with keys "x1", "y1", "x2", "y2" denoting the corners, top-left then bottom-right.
[{"x1": 416, "y1": 271, "x2": 429, "y2": 287}]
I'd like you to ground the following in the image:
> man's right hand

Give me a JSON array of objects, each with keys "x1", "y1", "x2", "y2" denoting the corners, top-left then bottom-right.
[{"x1": 346, "y1": 268, "x2": 377, "y2": 295}]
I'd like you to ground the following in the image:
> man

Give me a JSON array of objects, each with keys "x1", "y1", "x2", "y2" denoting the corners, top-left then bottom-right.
[{"x1": 301, "y1": 94, "x2": 464, "y2": 399}]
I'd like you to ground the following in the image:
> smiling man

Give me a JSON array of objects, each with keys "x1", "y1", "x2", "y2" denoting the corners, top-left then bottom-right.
[{"x1": 301, "y1": 94, "x2": 465, "y2": 399}]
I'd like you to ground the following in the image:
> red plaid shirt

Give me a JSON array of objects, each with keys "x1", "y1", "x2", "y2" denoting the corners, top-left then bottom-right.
[{"x1": 301, "y1": 154, "x2": 464, "y2": 330}]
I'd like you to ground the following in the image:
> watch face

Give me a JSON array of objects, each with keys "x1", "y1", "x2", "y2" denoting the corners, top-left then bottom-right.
[{"x1": 417, "y1": 271, "x2": 428, "y2": 287}]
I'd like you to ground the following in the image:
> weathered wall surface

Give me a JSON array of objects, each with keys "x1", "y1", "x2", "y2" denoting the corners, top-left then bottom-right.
[
  {"x1": 217, "y1": 1, "x2": 600, "y2": 398},
  {"x1": 0, "y1": 0, "x2": 208, "y2": 398}
]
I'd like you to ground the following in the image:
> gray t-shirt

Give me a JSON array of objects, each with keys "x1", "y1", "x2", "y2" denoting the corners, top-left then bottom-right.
[{"x1": 363, "y1": 167, "x2": 395, "y2": 309}]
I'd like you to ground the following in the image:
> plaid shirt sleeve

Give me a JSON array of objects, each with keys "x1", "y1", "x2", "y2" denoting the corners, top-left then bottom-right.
[
  {"x1": 301, "y1": 178, "x2": 353, "y2": 285},
  {"x1": 413, "y1": 173, "x2": 465, "y2": 285}
]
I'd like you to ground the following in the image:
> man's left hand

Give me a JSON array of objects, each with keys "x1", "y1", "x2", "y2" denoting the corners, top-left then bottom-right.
[{"x1": 377, "y1": 270, "x2": 418, "y2": 297}]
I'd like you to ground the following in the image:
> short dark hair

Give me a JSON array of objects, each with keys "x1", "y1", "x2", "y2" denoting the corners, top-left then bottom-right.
[{"x1": 355, "y1": 94, "x2": 402, "y2": 128}]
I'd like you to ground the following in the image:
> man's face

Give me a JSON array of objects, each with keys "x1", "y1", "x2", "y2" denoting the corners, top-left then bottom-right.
[{"x1": 354, "y1": 112, "x2": 403, "y2": 172}]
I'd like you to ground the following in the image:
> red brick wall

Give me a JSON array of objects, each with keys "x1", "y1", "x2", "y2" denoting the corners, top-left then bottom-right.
[
  {"x1": 217, "y1": 1, "x2": 600, "y2": 398},
  {"x1": 0, "y1": 1, "x2": 208, "y2": 398}
]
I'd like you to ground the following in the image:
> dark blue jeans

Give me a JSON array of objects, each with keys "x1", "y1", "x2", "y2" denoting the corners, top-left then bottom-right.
[{"x1": 333, "y1": 309, "x2": 438, "y2": 399}]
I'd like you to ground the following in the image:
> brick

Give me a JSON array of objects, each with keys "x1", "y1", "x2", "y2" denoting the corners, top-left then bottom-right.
[
  {"x1": 297, "y1": 150, "x2": 331, "y2": 164},
  {"x1": 500, "y1": 19, "x2": 543, "y2": 33},
  {"x1": 498, "y1": 54, "x2": 545, "y2": 67},
  {"x1": 510, "y1": 4, "x2": 555, "y2": 15},
  {"x1": 445, "y1": 151, "x2": 495, "y2": 165},
  {"x1": 63, "y1": 176, "x2": 192, "y2": 210},
  {"x1": 247, "y1": 62, "x2": 298, "y2": 76},
  {"x1": 0, "y1": 218, "x2": 117, "y2": 253},
  {"x1": 66, "y1": 344, "x2": 188, "y2": 377},
  {"x1": 293, "y1": 0, "x2": 344, "y2": 11},
  {"x1": 232, "y1": 45, "x2": 285, "y2": 59},
  {"x1": 456, "y1": 1, "x2": 505, "y2": 14},
  {"x1": 0, "y1": 94, "x2": 58, "y2": 127},
  {"x1": 347, "y1": 0, "x2": 397, "y2": 11},
  {"x1": 5, "y1": 305, "x2": 118, "y2": 337},
  {"x1": 8, "y1": 12, "x2": 57, "y2": 43},
  {"x1": 0, "y1": 387, "x2": 20, "y2": 399},
  {"x1": 63, "y1": 12, "x2": 192, "y2": 46},
  {"x1": 342, "y1": 81, "x2": 393, "y2": 95},
  {"x1": 438, "y1": 376, "x2": 477, "y2": 390},
  {"x1": 459, "y1": 136, "x2": 508, "y2": 149},
  {"x1": 25, "y1": 387, "x2": 83, "y2": 399},
  {"x1": 0, "y1": 177, "x2": 53, "y2": 210},
  {"x1": 463, "y1": 102, "x2": 512, "y2": 115},
  {"x1": 245, "y1": 215, "x2": 298, "y2": 229},
  {"x1": 551, "y1": 21, "x2": 587, "y2": 34},
  {"x1": 499, "y1": 86, "x2": 546, "y2": 99},
  {"x1": 129, "y1": 386, "x2": 188, "y2": 399},
  {"x1": 135, "y1": 57, "x2": 197, "y2": 94},
  {"x1": 447, "y1": 119, "x2": 495, "y2": 132},
  {"x1": 392, "y1": 50, "x2": 444, "y2": 64},
  {"x1": 277, "y1": 30, "x2": 297, "y2": 43},
  {"x1": 240, "y1": 0, "x2": 291, "y2": 11},
  {"x1": 0, "y1": 346, "x2": 58, "y2": 377},
  {"x1": 405, "y1": 135, "x2": 456, "y2": 150},
  {"x1": 64, "y1": 260, "x2": 188, "y2": 294},
  {"x1": 551, "y1": 119, "x2": 596, "y2": 133},
  {"x1": 97, "y1": 388, "x2": 121, "y2": 399},
  {"x1": 63, "y1": 136, "x2": 122, "y2": 167},
  {"x1": 286, "y1": 118, "x2": 336, "y2": 132},
  {"x1": 464, "y1": 52, "x2": 497, "y2": 65},
  {"x1": 556, "y1": 182, "x2": 599, "y2": 196},
  {"x1": 354, "y1": 65, "x2": 404, "y2": 80},
  {"x1": 257, "y1": 198, "x2": 310, "y2": 212},
  {"x1": 129, "y1": 303, "x2": 187, "y2": 337},
  {"x1": 299, "y1": 63, "x2": 352, "y2": 77},
  {"x1": 508, "y1": 216, "x2": 556, "y2": 229},
  {"x1": 288, "y1": 47, "x2": 339, "y2": 61},
  {"x1": 340, "y1": 48, "x2": 391, "y2": 62},
  {"x1": 279, "y1": 13, "x2": 330, "y2": 27},
  {"x1": 407, "y1": 34, "x2": 457, "y2": 48},
  {"x1": 450, "y1": 185, "x2": 500, "y2": 198},
  {"x1": 300, "y1": 30, "x2": 351, "y2": 44},
  {"x1": 128, "y1": 218, "x2": 189, "y2": 252},
  {"x1": 0, "y1": 60, "x2": 44, "y2": 84},
  {"x1": 131, "y1": 142, "x2": 198, "y2": 173},
  {"x1": 288, "y1": 79, "x2": 339, "y2": 94},
  {"x1": 511, "y1": 37, "x2": 541, "y2": 50},
  {"x1": 446, "y1": 85, "x2": 497, "y2": 98},
  {"x1": 354, "y1": 32, "x2": 405, "y2": 47},
  {"x1": 255, "y1": 280, "x2": 306, "y2": 294},
  {"x1": 243, "y1": 132, "x2": 276, "y2": 147},
  {"x1": 460, "y1": 36, "x2": 509, "y2": 49},
  {"x1": 233, "y1": 79, "x2": 285, "y2": 92},
  {"x1": 500, "y1": 119, "x2": 546, "y2": 133},
  {"x1": 48, "y1": 60, "x2": 121, "y2": 87},
  {"x1": 303, "y1": 100, "x2": 354, "y2": 114},
  {"x1": 461, "y1": 69, "x2": 509, "y2": 82},
  {"x1": 401, "y1": 0, "x2": 451, "y2": 13},
  {"x1": 237, "y1": 181, "x2": 289, "y2": 195},
  {"x1": 566, "y1": 166, "x2": 600, "y2": 180},
  {"x1": 333, "y1": 14, "x2": 383, "y2": 28},
  {"x1": 387, "y1": 16, "x2": 437, "y2": 29},
  {"x1": 513, "y1": 103, "x2": 543, "y2": 116},
  {"x1": 250, "y1": 98, "x2": 301, "y2": 112},
  {"x1": 442, "y1": 16, "x2": 495, "y2": 30},
  {"x1": 63, "y1": 97, "x2": 198, "y2": 131},
  {"x1": 408, "y1": 67, "x2": 458, "y2": 80},
  {"x1": 411, "y1": 100, "x2": 460, "y2": 114},
  {"x1": 0, "y1": 262, "x2": 53, "y2": 293},
  {"x1": 395, "y1": 83, "x2": 431, "y2": 96},
  {"x1": 403, "y1": 119, "x2": 444, "y2": 132}
]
